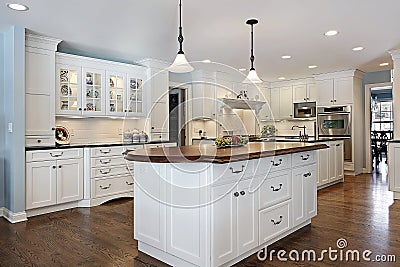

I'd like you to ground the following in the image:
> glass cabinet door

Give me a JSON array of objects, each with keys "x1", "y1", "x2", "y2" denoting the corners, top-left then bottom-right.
[
  {"x1": 56, "y1": 64, "x2": 82, "y2": 115},
  {"x1": 82, "y1": 68, "x2": 105, "y2": 116},
  {"x1": 127, "y1": 76, "x2": 143, "y2": 116},
  {"x1": 106, "y1": 72, "x2": 126, "y2": 116}
]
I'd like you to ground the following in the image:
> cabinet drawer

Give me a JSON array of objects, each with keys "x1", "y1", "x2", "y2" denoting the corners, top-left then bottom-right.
[
  {"x1": 259, "y1": 201, "x2": 291, "y2": 244},
  {"x1": 292, "y1": 151, "x2": 316, "y2": 167},
  {"x1": 259, "y1": 170, "x2": 292, "y2": 210},
  {"x1": 92, "y1": 175, "x2": 134, "y2": 198},
  {"x1": 26, "y1": 148, "x2": 83, "y2": 162},
  {"x1": 91, "y1": 145, "x2": 143, "y2": 157},
  {"x1": 91, "y1": 165, "x2": 132, "y2": 178},
  {"x1": 212, "y1": 160, "x2": 254, "y2": 183},
  {"x1": 91, "y1": 156, "x2": 126, "y2": 168},
  {"x1": 254, "y1": 154, "x2": 291, "y2": 176},
  {"x1": 26, "y1": 136, "x2": 54, "y2": 147}
]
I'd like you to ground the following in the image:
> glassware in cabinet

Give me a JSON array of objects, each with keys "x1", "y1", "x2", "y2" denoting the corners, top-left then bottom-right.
[
  {"x1": 56, "y1": 64, "x2": 82, "y2": 115},
  {"x1": 82, "y1": 68, "x2": 105, "y2": 115}
]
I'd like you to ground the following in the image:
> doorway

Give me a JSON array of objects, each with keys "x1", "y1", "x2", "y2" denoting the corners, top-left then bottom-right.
[
  {"x1": 169, "y1": 87, "x2": 187, "y2": 146},
  {"x1": 364, "y1": 83, "x2": 393, "y2": 174}
]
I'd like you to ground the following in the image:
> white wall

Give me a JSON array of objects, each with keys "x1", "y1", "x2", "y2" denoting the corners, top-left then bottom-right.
[
  {"x1": 55, "y1": 117, "x2": 149, "y2": 144},
  {"x1": 0, "y1": 32, "x2": 4, "y2": 208}
]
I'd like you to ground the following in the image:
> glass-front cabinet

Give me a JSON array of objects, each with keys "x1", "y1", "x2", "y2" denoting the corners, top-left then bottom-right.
[
  {"x1": 56, "y1": 64, "x2": 82, "y2": 115},
  {"x1": 82, "y1": 68, "x2": 105, "y2": 116},
  {"x1": 106, "y1": 72, "x2": 126, "y2": 116},
  {"x1": 127, "y1": 75, "x2": 143, "y2": 116}
]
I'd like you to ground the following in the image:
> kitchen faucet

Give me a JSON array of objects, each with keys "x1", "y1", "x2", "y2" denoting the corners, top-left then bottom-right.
[{"x1": 291, "y1": 125, "x2": 308, "y2": 140}]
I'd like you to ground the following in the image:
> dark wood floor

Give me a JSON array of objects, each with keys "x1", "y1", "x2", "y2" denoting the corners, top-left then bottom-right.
[{"x1": 1, "y1": 167, "x2": 399, "y2": 266}]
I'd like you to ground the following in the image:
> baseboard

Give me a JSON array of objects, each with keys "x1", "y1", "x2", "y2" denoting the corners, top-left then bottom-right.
[
  {"x1": 394, "y1": 192, "x2": 400, "y2": 200},
  {"x1": 0, "y1": 207, "x2": 3, "y2": 217},
  {"x1": 26, "y1": 201, "x2": 79, "y2": 218},
  {"x1": 78, "y1": 192, "x2": 134, "y2": 208},
  {"x1": 2, "y1": 208, "x2": 28, "y2": 223}
]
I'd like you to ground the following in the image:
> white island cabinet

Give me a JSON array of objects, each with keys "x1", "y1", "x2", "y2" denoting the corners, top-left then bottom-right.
[
  {"x1": 129, "y1": 143, "x2": 324, "y2": 267},
  {"x1": 388, "y1": 142, "x2": 400, "y2": 200}
]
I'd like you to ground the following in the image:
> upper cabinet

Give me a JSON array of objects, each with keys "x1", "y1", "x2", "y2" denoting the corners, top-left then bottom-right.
[
  {"x1": 25, "y1": 34, "x2": 61, "y2": 147},
  {"x1": 293, "y1": 83, "x2": 317, "y2": 103},
  {"x1": 315, "y1": 70, "x2": 363, "y2": 106},
  {"x1": 55, "y1": 53, "x2": 147, "y2": 118}
]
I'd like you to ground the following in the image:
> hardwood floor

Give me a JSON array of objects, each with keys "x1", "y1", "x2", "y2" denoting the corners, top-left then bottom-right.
[{"x1": 1, "y1": 172, "x2": 399, "y2": 266}]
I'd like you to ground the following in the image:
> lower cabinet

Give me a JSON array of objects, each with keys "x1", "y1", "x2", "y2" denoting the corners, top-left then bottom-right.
[
  {"x1": 26, "y1": 149, "x2": 84, "y2": 210},
  {"x1": 388, "y1": 143, "x2": 400, "y2": 199},
  {"x1": 292, "y1": 164, "x2": 317, "y2": 227},
  {"x1": 211, "y1": 179, "x2": 259, "y2": 266},
  {"x1": 317, "y1": 141, "x2": 344, "y2": 188}
]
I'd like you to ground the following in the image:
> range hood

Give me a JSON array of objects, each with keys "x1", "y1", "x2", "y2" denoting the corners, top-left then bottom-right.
[{"x1": 219, "y1": 98, "x2": 266, "y2": 114}]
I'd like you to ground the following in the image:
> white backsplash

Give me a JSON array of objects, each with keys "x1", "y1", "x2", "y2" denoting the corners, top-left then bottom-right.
[
  {"x1": 261, "y1": 120, "x2": 316, "y2": 136},
  {"x1": 56, "y1": 117, "x2": 149, "y2": 144}
]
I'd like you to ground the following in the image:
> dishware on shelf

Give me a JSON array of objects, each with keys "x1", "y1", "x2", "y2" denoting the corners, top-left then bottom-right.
[
  {"x1": 55, "y1": 126, "x2": 71, "y2": 145},
  {"x1": 61, "y1": 85, "x2": 71, "y2": 96},
  {"x1": 86, "y1": 88, "x2": 93, "y2": 97},
  {"x1": 94, "y1": 90, "x2": 99, "y2": 98},
  {"x1": 109, "y1": 78, "x2": 115, "y2": 87},
  {"x1": 86, "y1": 103, "x2": 94, "y2": 111},
  {"x1": 110, "y1": 103, "x2": 115, "y2": 112},
  {"x1": 60, "y1": 70, "x2": 68, "y2": 82},
  {"x1": 86, "y1": 73, "x2": 93, "y2": 85},
  {"x1": 130, "y1": 79, "x2": 137, "y2": 89},
  {"x1": 61, "y1": 100, "x2": 68, "y2": 110}
]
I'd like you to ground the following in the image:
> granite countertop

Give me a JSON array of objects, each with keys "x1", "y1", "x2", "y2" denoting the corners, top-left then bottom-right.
[
  {"x1": 125, "y1": 142, "x2": 328, "y2": 164},
  {"x1": 251, "y1": 136, "x2": 350, "y2": 143},
  {"x1": 25, "y1": 140, "x2": 174, "y2": 151}
]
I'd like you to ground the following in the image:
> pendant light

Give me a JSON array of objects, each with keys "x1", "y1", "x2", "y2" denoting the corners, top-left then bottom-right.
[
  {"x1": 243, "y1": 19, "x2": 262, "y2": 83},
  {"x1": 168, "y1": 0, "x2": 194, "y2": 73}
]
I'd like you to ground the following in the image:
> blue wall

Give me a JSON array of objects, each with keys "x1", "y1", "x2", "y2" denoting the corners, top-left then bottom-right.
[
  {"x1": 3, "y1": 26, "x2": 25, "y2": 213},
  {"x1": 0, "y1": 32, "x2": 4, "y2": 208}
]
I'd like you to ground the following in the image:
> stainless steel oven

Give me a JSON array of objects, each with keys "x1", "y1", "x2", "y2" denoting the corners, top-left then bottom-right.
[
  {"x1": 294, "y1": 102, "x2": 316, "y2": 118},
  {"x1": 317, "y1": 106, "x2": 351, "y2": 136}
]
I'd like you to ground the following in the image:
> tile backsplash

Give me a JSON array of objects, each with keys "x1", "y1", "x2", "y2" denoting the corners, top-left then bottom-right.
[
  {"x1": 56, "y1": 117, "x2": 149, "y2": 144},
  {"x1": 261, "y1": 120, "x2": 316, "y2": 136}
]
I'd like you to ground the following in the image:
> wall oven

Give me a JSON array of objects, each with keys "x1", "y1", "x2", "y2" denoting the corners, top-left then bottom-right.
[
  {"x1": 317, "y1": 106, "x2": 351, "y2": 136},
  {"x1": 294, "y1": 102, "x2": 316, "y2": 118},
  {"x1": 318, "y1": 106, "x2": 352, "y2": 161}
]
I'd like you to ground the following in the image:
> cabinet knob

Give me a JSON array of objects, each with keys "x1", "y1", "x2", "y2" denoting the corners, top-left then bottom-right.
[
  {"x1": 240, "y1": 191, "x2": 245, "y2": 196},
  {"x1": 233, "y1": 192, "x2": 240, "y2": 197},
  {"x1": 59, "y1": 165, "x2": 62, "y2": 168},
  {"x1": 79, "y1": 108, "x2": 82, "y2": 111},
  {"x1": 51, "y1": 128, "x2": 55, "y2": 131},
  {"x1": 304, "y1": 98, "x2": 306, "y2": 101},
  {"x1": 124, "y1": 110, "x2": 127, "y2": 112},
  {"x1": 37, "y1": 139, "x2": 41, "y2": 143},
  {"x1": 334, "y1": 99, "x2": 337, "y2": 102},
  {"x1": 84, "y1": 108, "x2": 87, "y2": 111},
  {"x1": 52, "y1": 166, "x2": 56, "y2": 169}
]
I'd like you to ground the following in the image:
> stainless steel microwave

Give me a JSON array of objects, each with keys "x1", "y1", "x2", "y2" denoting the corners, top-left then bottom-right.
[
  {"x1": 317, "y1": 106, "x2": 351, "y2": 136},
  {"x1": 294, "y1": 102, "x2": 316, "y2": 118}
]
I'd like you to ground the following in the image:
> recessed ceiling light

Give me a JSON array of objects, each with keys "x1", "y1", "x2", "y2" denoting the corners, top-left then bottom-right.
[
  {"x1": 202, "y1": 59, "x2": 211, "y2": 63},
  {"x1": 239, "y1": 68, "x2": 247, "y2": 72},
  {"x1": 7, "y1": 3, "x2": 29, "y2": 11},
  {"x1": 278, "y1": 77, "x2": 286, "y2": 80},
  {"x1": 352, "y1": 46, "x2": 364, "y2": 51},
  {"x1": 379, "y1": 62, "x2": 389, "y2": 67},
  {"x1": 324, "y1": 30, "x2": 339, "y2": 37},
  {"x1": 281, "y1": 55, "x2": 291, "y2": 59},
  {"x1": 308, "y1": 65, "x2": 318, "y2": 69}
]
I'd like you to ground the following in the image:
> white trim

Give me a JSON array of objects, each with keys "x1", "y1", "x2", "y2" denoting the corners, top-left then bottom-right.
[
  {"x1": 394, "y1": 192, "x2": 400, "y2": 200},
  {"x1": 364, "y1": 82, "x2": 392, "y2": 174},
  {"x1": 78, "y1": 192, "x2": 133, "y2": 208},
  {"x1": 0, "y1": 207, "x2": 3, "y2": 217},
  {"x1": 26, "y1": 201, "x2": 79, "y2": 218},
  {"x1": 25, "y1": 33, "x2": 61, "y2": 51},
  {"x1": 2, "y1": 208, "x2": 28, "y2": 223},
  {"x1": 314, "y1": 69, "x2": 364, "y2": 80}
]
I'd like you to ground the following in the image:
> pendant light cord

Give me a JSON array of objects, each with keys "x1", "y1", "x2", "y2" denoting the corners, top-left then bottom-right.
[
  {"x1": 250, "y1": 23, "x2": 255, "y2": 71},
  {"x1": 178, "y1": 0, "x2": 184, "y2": 54}
]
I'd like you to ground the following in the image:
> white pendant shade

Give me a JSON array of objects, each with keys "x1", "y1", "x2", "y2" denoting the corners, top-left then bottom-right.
[
  {"x1": 243, "y1": 69, "x2": 263, "y2": 83},
  {"x1": 169, "y1": 53, "x2": 194, "y2": 73}
]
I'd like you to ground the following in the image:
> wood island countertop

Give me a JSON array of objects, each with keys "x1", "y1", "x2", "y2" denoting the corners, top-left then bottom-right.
[{"x1": 124, "y1": 142, "x2": 328, "y2": 164}]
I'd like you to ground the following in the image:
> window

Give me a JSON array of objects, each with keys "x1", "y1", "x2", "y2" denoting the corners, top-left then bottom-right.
[{"x1": 371, "y1": 99, "x2": 393, "y2": 131}]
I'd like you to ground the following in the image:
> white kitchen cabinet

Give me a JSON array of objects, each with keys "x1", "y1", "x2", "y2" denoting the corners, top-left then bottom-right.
[
  {"x1": 25, "y1": 34, "x2": 60, "y2": 146},
  {"x1": 293, "y1": 83, "x2": 317, "y2": 103},
  {"x1": 212, "y1": 178, "x2": 258, "y2": 266},
  {"x1": 317, "y1": 141, "x2": 344, "y2": 188},
  {"x1": 279, "y1": 86, "x2": 293, "y2": 119},
  {"x1": 316, "y1": 77, "x2": 353, "y2": 106},
  {"x1": 270, "y1": 88, "x2": 280, "y2": 120},
  {"x1": 258, "y1": 85, "x2": 272, "y2": 121},
  {"x1": 192, "y1": 78, "x2": 216, "y2": 120},
  {"x1": 388, "y1": 143, "x2": 400, "y2": 199},
  {"x1": 81, "y1": 68, "x2": 106, "y2": 116},
  {"x1": 150, "y1": 101, "x2": 169, "y2": 134},
  {"x1": 292, "y1": 164, "x2": 317, "y2": 227},
  {"x1": 106, "y1": 71, "x2": 126, "y2": 116},
  {"x1": 56, "y1": 64, "x2": 83, "y2": 115},
  {"x1": 26, "y1": 148, "x2": 84, "y2": 210},
  {"x1": 126, "y1": 73, "x2": 145, "y2": 116}
]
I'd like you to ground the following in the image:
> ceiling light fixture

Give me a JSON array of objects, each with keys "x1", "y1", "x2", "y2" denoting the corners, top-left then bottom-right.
[
  {"x1": 202, "y1": 59, "x2": 211, "y2": 63},
  {"x1": 324, "y1": 30, "x2": 338, "y2": 37},
  {"x1": 168, "y1": 0, "x2": 193, "y2": 73},
  {"x1": 239, "y1": 68, "x2": 247, "y2": 72},
  {"x1": 7, "y1": 3, "x2": 29, "y2": 11},
  {"x1": 243, "y1": 19, "x2": 262, "y2": 84},
  {"x1": 278, "y1": 77, "x2": 286, "y2": 80},
  {"x1": 281, "y1": 55, "x2": 291, "y2": 59},
  {"x1": 352, "y1": 46, "x2": 364, "y2": 51},
  {"x1": 380, "y1": 62, "x2": 389, "y2": 67},
  {"x1": 308, "y1": 65, "x2": 318, "y2": 69}
]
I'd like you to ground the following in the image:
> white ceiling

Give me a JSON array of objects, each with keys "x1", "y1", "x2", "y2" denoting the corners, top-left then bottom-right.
[{"x1": 0, "y1": 0, "x2": 399, "y2": 81}]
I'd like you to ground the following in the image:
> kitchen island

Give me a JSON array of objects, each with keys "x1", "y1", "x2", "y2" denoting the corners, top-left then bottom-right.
[{"x1": 125, "y1": 142, "x2": 327, "y2": 267}]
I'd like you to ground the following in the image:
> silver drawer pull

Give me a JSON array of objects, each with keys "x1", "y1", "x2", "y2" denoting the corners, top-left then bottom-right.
[
  {"x1": 271, "y1": 159, "x2": 282, "y2": 166},
  {"x1": 100, "y1": 159, "x2": 111, "y2": 164},
  {"x1": 50, "y1": 152, "x2": 63, "y2": 157},
  {"x1": 126, "y1": 181, "x2": 134, "y2": 186},
  {"x1": 303, "y1": 172, "x2": 312, "y2": 178},
  {"x1": 301, "y1": 154, "x2": 310, "y2": 160},
  {"x1": 230, "y1": 165, "x2": 245, "y2": 174},
  {"x1": 271, "y1": 183, "x2": 283, "y2": 192},
  {"x1": 271, "y1": 215, "x2": 283, "y2": 225},
  {"x1": 99, "y1": 184, "x2": 111, "y2": 190},
  {"x1": 100, "y1": 169, "x2": 111, "y2": 174},
  {"x1": 100, "y1": 149, "x2": 111, "y2": 154}
]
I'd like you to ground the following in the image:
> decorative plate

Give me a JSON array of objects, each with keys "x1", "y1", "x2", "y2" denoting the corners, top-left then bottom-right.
[
  {"x1": 130, "y1": 79, "x2": 137, "y2": 89},
  {"x1": 60, "y1": 70, "x2": 69, "y2": 82},
  {"x1": 55, "y1": 126, "x2": 70, "y2": 145},
  {"x1": 109, "y1": 78, "x2": 115, "y2": 87},
  {"x1": 86, "y1": 103, "x2": 94, "y2": 111},
  {"x1": 94, "y1": 90, "x2": 99, "y2": 98},
  {"x1": 61, "y1": 85, "x2": 71, "y2": 96}
]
